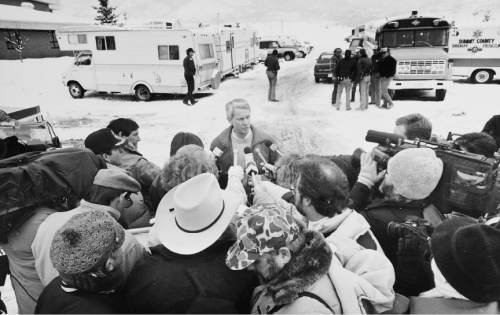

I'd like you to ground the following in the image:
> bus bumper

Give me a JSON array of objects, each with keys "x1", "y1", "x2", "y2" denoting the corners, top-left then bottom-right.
[{"x1": 389, "y1": 79, "x2": 451, "y2": 90}]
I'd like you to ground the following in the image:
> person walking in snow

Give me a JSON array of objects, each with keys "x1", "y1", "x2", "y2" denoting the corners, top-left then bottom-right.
[
  {"x1": 331, "y1": 48, "x2": 343, "y2": 106},
  {"x1": 356, "y1": 49, "x2": 372, "y2": 110},
  {"x1": 183, "y1": 48, "x2": 197, "y2": 106},
  {"x1": 264, "y1": 50, "x2": 280, "y2": 102}
]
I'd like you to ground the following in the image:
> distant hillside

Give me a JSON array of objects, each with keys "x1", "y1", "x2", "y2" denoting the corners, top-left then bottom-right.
[{"x1": 58, "y1": 0, "x2": 499, "y2": 27}]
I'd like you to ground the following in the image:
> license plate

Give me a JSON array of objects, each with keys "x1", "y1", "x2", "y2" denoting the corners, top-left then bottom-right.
[{"x1": 328, "y1": 73, "x2": 332, "y2": 78}]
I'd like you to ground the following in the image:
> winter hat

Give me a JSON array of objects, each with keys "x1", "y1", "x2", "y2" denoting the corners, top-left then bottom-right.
[
  {"x1": 387, "y1": 148, "x2": 443, "y2": 200},
  {"x1": 226, "y1": 203, "x2": 300, "y2": 270},
  {"x1": 50, "y1": 210, "x2": 125, "y2": 277},
  {"x1": 84, "y1": 128, "x2": 125, "y2": 155},
  {"x1": 431, "y1": 216, "x2": 500, "y2": 303},
  {"x1": 107, "y1": 118, "x2": 139, "y2": 138},
  {"x1": 170, "y1": 132, "x2": 204, "y2": 157},
  {"x1": 93, "y1": 168, "x2": 141, "y2": 193}
]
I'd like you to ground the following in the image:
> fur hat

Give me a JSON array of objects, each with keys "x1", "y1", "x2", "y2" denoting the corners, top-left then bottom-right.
[
  {"x1": 50, "y1": 210, "x2": 125, "y2": 277},
  {"x1": 431, "y1": 216, "x2": 500, "y2": 303},
  {"x1": 387, "y1": 148, "x2": 443, "y2": 200},
  {"x1": 93, "y1": 168, "x2": 141, "y2": 193}
]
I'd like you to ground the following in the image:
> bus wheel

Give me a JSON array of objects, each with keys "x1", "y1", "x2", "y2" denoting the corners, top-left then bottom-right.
[
  {"x1": 135, "y1": 85, "x2": 151, "y2": 101},
  {"x1": 471, "y1": 70, "x2": 493, "y2": 84},
  {"x1": 436, "y1": 89, "x2": 447, "y2": 101},
  {"x1": 68, "y1": 82, "x2": 84, "y2": 99}
]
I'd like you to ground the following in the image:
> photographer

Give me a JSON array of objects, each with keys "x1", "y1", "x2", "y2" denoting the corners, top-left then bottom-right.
[{"x1": 355, "y1": 148, "x2": 443, "y2": 297}]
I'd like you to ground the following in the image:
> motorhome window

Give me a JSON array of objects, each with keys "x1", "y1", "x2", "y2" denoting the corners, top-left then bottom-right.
[
  {"x1": 415, "y1": 29, "x2": 448, "y2": 47},
  {"x1": 381, "y1": 31, "x2": 414, "y2": 48},
  {"x1": 198, "y1": 43, "x2": 214, "y2": 59},
  {"x1": 68, "y1": 34, "x2": 78, "y2": 44},
  {"x1": 96, "y1": 36, "x2": 116, "y2": 50},
  {"x1": 158, "y1": 45, "x2": 179, "y2": 60},
  {"x1": 77, "y1": 34, "x2": 87, "y2": 44}
]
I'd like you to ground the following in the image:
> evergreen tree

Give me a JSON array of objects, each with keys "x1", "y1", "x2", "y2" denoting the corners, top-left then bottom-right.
[{"x1": 93, "y1": 0, "x2": 119, "y2": 25}]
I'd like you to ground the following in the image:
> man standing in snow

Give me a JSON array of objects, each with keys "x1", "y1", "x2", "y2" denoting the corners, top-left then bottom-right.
[
  {"x1": 334, "y1": 50, "x2": 357, "y2": 110},
  {"x1": 264, "y1": 49, "x2": 280, "y2": 102},
  {"x1": 378, "y1": 47, "x2": 397, "y2": 109},
  {"x1": 183, "y1": 48, "x2": 197, "y2": 106},
  {"x1": 331, "y1": 48, "x2": 343, "y2": 106}
]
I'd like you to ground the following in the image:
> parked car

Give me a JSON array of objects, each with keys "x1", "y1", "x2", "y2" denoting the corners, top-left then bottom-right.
[
  {"x1": 314, "y1": 51, "x2": 334, "y2": 83},
  {"x1": 259, "y1": 39, "x2": 298, "y2": 61}
]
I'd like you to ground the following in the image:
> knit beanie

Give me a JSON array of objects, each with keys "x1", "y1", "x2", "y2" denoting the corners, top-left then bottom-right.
[
  {"x1": 431, "y1": 216, "x2": 500, "y2": 303},
  {"x1": 50, "y1": 210, "x2": 125, "y2": 277},
  {"x1": 387, "y1": 148, "x2": 443, "y2": 200}
]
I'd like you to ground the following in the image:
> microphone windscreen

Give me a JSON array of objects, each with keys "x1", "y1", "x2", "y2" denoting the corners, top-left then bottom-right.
[{"x1": 244, "y1": 146, "x2": 252, "y2": 154}]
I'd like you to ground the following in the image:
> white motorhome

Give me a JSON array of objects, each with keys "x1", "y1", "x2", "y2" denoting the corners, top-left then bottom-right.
[
  {"x1": 56, "y1": 25, "x2": 221, "y2": 101},
  {"x1": 449, "y1": 23, "x2": 500, "y2": 83},
  {"x1": 210, "y1": 25, "x2": 260, "y2": 76}
]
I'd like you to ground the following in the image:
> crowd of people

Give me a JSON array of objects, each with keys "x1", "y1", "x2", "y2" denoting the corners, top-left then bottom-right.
[
  {"x1": 331, "y1": 47, "x2": 397, "y2": 111},
  {"x1": 2, "y1": 99, "x2": 500, "y2": 314}
]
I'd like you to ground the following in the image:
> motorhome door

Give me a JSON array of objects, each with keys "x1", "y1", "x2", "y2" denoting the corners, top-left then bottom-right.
[{"x1": 196, "y1": 42, "x2": 218, "y2": 87}]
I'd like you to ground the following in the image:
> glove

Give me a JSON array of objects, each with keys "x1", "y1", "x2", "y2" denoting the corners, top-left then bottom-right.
[
  {"x1": 357, "y1": 152, "x2": 378, "y2": 188},
  {"x1": 245, "y1": 163, "x2": 258, "y2": 177},
  {"x1": 228, "y1": 165, "x2": 244, "y2": 182}
]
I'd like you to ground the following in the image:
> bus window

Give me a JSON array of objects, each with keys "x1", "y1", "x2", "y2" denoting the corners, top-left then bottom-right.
[
  {"x1": 415, "y1": 29, "x2": 449, "y2": 47},
  {"x1": 381, "y1": 31, "x2": 413, "y2": 47}
]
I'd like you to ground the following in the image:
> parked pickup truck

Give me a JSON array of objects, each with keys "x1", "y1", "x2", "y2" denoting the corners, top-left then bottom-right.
[{"x1": 259, "y1": 39, "x2": 298, "y2": 61}]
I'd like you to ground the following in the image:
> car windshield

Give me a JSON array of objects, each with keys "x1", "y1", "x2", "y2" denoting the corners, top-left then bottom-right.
[
  {"x1": 381, "y1": 29, "x2": 448, "y2": 48},
  {"x1": 319, "y1": 54, "x2": 333, "y2": 61},
  {"x1": 349, "y1": 39, "x2": 362, "y2": 49}
]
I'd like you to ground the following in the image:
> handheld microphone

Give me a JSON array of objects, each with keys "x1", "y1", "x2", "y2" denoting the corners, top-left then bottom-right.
[
  {"x1": 244, "y1": 146, "x2": 258, "y2": 176},
  {"x1": 263, "y1": 140, "x2": 283, "y2": 156},
  {"x1": 254, "y1": 147, "x2": 267, "y2": 164}
]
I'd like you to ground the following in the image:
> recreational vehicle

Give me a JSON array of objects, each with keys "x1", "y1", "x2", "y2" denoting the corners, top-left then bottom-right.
[
  {"x1": 56, "y1": 25, "x2": 222, "y2": 101},
  {"x1": 449, "y1": 23, "x2": 500, "y2": 83},
  {"x1": 210, "y1": 25, "x2": 260, "y2": 76}
]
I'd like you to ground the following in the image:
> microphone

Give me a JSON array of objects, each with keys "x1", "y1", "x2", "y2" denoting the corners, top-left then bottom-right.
[
  {"x1": 212, "y1": 147, "x2": 223, "y2": 159},
  {"x1": 244, "y1": 146, "x2": 258, "y2": 176},
  {"x1": 263, "y1": 140, "x2": 283, "y2": 156}
]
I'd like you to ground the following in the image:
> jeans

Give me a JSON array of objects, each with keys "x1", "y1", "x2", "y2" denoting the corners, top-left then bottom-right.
[
  {"x1": 331, "y1": 79, "x2": 339, "y2": 104},
  {"x1": 183, "y1": 74, "x2": 195, "y2": 103},
  {"x1": 359, "y1": 76, "x2": 371, "y2": 110},
  {"x1": 370, "y1": 73, "x2": 381, "y2": 106},
  {"x1": 380, "y1": 77, "x2": 394, "y2": 107},
  {"x1": 335, "y1": 78, "x2": 353, "y2": 109},
  {"x1": 266, "y1": 71, "x2": 277, "y2": 100},
  {"x1": 351, "y1": 82, "x2": 358, "y2": 102}
]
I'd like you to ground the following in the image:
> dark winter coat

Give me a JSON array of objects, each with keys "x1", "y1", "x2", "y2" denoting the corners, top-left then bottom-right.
[
  {"x1": 360, "y1": 199, "x2": 434, "y2": 297},
  {"x1": 378, "y1": 55, "x2": 397, "y2": 78},
  {"x1": 210, "y1": 125, "x2": 279, "y2": 188},
  {"x1": 482, "y1": 115, "x2": 500, "y2": 148},
  {"x1": 123, "y1": 240, "x2": 258, "y2": 314},
  {"x1": 148, "y1": 173, "x2": 166, "y2": 213},
  {"x1": 35, "y1": 277, "x2": 124, "y2": 314},
  {"x1": 334, "y1": 58, "x2": 357, "y2": 81},
  {"x1": 371, "y1": 52, "x2": 382, "y2": 74},
  {"x1": 356, "y1": 57, "x2": 372, "y2": 82},
  {"x1": 264, "y1": 55, "x2": 280, "y2": 73},
  {"x1": 330, "y1": 55, "x2": 342, "y2": 76},
  {"x1": 183, "y1": 56, "x2": 196, "y2": 76}
]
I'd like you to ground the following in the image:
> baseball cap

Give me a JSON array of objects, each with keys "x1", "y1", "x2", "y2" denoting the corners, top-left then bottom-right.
[{"x1": 226, "y1": 203, "x2": 300, "y2": 270}]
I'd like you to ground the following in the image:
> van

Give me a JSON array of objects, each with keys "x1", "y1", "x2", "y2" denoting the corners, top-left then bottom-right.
[
  {"x1": 56, "y1": 25, "x2": 222, "y2": 101},
  {"x1": 449, "y1": 23, "x2": 500, "y2": 83}
]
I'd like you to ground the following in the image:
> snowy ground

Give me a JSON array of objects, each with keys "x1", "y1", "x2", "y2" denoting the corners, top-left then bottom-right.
[{"x1": 1, "y1": 24, "x2": 500, "y2": 313}]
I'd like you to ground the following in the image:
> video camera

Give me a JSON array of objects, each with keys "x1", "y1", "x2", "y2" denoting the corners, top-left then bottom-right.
[{"x1": 354, "y1": 130, "x2": 499, "y2": 218}]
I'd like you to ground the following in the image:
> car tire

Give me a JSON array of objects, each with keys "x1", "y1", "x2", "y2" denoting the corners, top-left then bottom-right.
[
  {"x1": 436, "y1": 89, "x2": 446, "y2": 101},
  {"x1": 135, "y1": 84, "x2": 152, "y2": 101},
  {"x1": 68, "y1": 82, "x2": 84, "y2": 99},
  {"x1": 315, "y1": 76, "x2": 320, "y2": 83},
  {"x1": 471, "y1": 69, "x2": 494, "y2": 84}
]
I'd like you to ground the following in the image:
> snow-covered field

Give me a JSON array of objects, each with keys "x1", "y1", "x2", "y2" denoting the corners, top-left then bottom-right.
[{"x1": 1, "y1": 21, "x2": 500, "y2": 313}]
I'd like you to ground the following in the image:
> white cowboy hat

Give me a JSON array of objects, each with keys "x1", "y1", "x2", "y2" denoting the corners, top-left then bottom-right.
[{"x1": 154, "y1": 173, "x2": 241, "y2": 255}]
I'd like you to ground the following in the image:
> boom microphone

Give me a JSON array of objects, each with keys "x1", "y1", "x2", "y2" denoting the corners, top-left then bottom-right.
[{"x1": 365, "y1": 130, "x2": 405, "y2": 146}]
